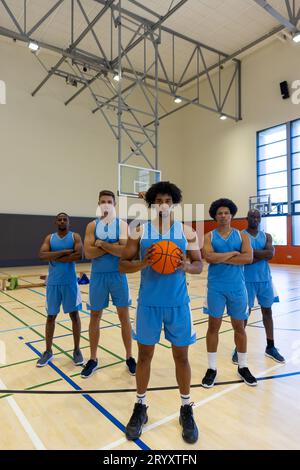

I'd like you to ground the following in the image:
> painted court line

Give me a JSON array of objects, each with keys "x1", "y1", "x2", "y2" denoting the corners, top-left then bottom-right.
[
  {"x1": 0, "y1": 378, "x2": 46, "y2": 450},
  {"x1": 99, "y1": 359, "x2": 292, "y2": 450},
  {"x1": 26, "y1": 342, "x2": 150, "y2": 451}
]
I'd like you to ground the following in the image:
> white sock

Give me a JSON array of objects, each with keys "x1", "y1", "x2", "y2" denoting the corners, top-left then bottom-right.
[
  {"x1": 181, "y1": 394, "x2": 191, "y2": 406},
  {"x1": 136, "y1": 393, "x2": 146, "y2": 405},
  {"x1": 237, "y1": 352, "x2": 247, "y2": 368},
  {"x1": 208, "y1": 352, "x2": 217, "y2": 370}
]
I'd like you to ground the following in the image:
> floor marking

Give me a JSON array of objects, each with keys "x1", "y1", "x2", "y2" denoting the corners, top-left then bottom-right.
[
  {"x1": 0, "y1": 378, "x2": 46, "y2": 450},
  {"x1": 99, "y1": 359, "x2": 292, "y2": 450}
]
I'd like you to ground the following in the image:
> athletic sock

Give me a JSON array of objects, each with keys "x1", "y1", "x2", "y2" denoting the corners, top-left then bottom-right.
[
  {"x1": 267, "y1": 339, "x2": 274, "y2": 348},
  {"x1": 180, "y1": 394, "x2": 191, "y2": 406},
  {"x1": 207, "y1": 352, "x2": 217, "y2": 370},
  {"x1": 136, "y1": 393, "x2": 146, "y2": 405},
  {"x1": 237, "y1": 352, "x2": 247, "y2": 368}
]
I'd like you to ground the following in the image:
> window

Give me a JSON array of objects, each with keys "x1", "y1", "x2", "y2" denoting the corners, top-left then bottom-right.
[
  {"x1": 257, "y1": 118, "x2": 300, "y2": 246},
  {"x1": 260, "y1": 216, "x2": 287, "y2": 246},
  {"x1": 257, "y1": 124, "x2": 288, "y2": 207}
]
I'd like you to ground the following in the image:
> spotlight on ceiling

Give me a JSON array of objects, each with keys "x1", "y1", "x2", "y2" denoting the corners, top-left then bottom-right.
[
  {"x1": 174, "y1": 96, "x2": 182, "y2": 104},
  {"x1": 28, "y1": 41, "x2": 39, "y2": 52},
  {"x1": 113, "y1": 73, "x2": 121, "y2": 82},
  {"x1": 293, "y1": 31, "x2": 300, "y2": 43}
]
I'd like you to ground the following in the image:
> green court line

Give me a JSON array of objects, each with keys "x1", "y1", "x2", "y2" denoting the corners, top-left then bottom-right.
[
  {"x1": 1, "y1": 291, "x2": 124, "y2": 362},
  {"x1": 0, "y1": 359, "x2": 125, "y2": 400},
  {"x1": 28, "y1": 285, "x2": 170, "y2": 350},
  {"x1": 0, "y1": 378, "x2": 63, "y2": 400},
  {"x1": 0, "y1": 303, "x2": 73, "y2": 361}
]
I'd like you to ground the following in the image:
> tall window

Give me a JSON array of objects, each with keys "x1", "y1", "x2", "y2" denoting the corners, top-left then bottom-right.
[
  {"x1": 291, "y1": 120, "x2": 300, "y2": 245},
  {"x1": 257, "y1": 124, "x2": 288, "y2": 245}
]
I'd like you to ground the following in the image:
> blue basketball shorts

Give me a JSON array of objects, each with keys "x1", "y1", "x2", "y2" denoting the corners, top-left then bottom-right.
[
  {"x1": 46, "y1": 283, "x2": 82, "y2": 316},
  {"x1": 132, "y1": 303, "x2": 196, "y2": 347},
  {"x1": 246, "y1": 280, "x2": 279, "y2": 309},
  {"x1": 87, "y1": 272, "x2": 131, "y2": 311},
  {"x1": 203, "y1": 284, "x2": 249, "y2": 321}
]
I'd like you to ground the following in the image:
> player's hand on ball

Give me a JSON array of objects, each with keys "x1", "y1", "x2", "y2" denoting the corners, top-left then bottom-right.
[
  {"x1": 176, "y1": 252, "x2": 188, "y2": 272},
  {"x1": 142, "y1": 245, "x2": 155, "y2": 268}
]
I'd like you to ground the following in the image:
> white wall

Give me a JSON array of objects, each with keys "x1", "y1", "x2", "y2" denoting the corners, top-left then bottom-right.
[
  {"x1": 0, "y1": 39, "x2": 184, "y2": 217},
  {"x1": 2, "y1": 37, "x2": 300, "y2": 220},
  {"x1": 179, "y1": 39, "x2": 300, "y2": 218}
]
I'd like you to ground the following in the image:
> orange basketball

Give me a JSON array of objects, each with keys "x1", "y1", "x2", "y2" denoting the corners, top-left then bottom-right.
[{"x1": 151, "y1": 240, "x2": 183, "y2": 274}]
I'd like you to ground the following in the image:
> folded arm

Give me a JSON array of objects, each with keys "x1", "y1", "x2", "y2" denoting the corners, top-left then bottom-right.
[
  {"x1": 95, "y1": 220, "x2": 128, "y2": 257},
  {"x1": 84, "y1": 222, "x2": 106, "y2": 260},
  {"x1": 39, "y1": 235, "x2": 73, "y2": 262},
  {"x1": 57, "y1": 233, "x2": 83, "y2": 263},
  {"x1": 252, "y1": 233, "x2": 274, "y2": 263},
  {"x1": 225, "y1": 232, "x2": 253, "y2": 265},
  {"x1": 202, "y1": 232, "x2": 239, "y2": 264}
]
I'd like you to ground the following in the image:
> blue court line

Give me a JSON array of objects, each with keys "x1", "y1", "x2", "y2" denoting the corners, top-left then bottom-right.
[
  {"x1": 26, "y1": 341, "x2": 150, "y2": 451},
  {"x1": 257, "y1": 370, "x2": 300, "y2": 381}
]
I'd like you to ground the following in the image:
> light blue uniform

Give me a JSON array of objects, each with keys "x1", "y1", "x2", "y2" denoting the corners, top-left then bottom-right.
[
  {"x1": 133, "y1": 221, "x2": 196, "y2": 346},
  {"x1": 87, "y1": 218, "x2": 131, "y2": 311},
  {"x1": 204, "y1": 229, "x2": 248, "y2": 320},
  {"x1": 46, "y1": 232, "x2": 82, "y2": 316},
  {"x1": 243, "y1": 230, "x2": 279, "y2": 309}
]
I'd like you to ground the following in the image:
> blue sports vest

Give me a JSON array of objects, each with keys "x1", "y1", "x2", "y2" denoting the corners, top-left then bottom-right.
[
  {"x1": 208, "y1": 228, "x2": 245, "y2": 288},
  {"x1": 91, "y1": 218, "x2": 121, "y2": 273},
  {"x1": 243, "y1": 230, "x2": 272, "y2": 283},
  {"x1": 138, "y1": 221, "x2": 190, "y2": 307},
  {"x1": 47, "y1": 232, "x2": 77, "y2": 286}
]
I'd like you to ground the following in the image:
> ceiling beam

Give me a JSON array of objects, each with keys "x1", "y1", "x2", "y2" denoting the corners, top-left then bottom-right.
[
  {"x1": 93, "y1": 0, "x2": 229, "y2": 57},
  {"x1": 252, "y1": 0, "x2": 298, "y2": 32}
]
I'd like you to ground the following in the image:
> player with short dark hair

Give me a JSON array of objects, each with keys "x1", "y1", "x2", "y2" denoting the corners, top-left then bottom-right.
[
  {"x1": 38, "y1": 213, "x2": 84, "y2": 367},
  {"x1": 202, "y1": 199, "x2": 257, "y2": 388}
]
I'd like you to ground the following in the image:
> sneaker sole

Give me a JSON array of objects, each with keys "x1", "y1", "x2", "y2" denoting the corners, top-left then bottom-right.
[
  {"x1": 125, "y1": 416, "x2": 148, "y2": 441},
  {"x1": 201, "y1": 379, "x2": 216, "y2": 389},
  {"x1": 126, "y1": 367, "x2": 136, "y2": 376},
  {"x1": 36, "y1": 355, "x2": 54, "y2": 367},
  {"x1": 232, "y1": 359, "x2": 238, "y2": 365},
  {"x1": 237, "y1": 372, "x2": 258, "y2": 387},
  {"x1": 265, "y1": 352, "x2": 285, "y2": 363},
  {"x1": 80, "y1": 366, "x2": 98, "y2": 378},
  {"x1": 74, "y1": 360, "x2": 85, "y2": 366}
]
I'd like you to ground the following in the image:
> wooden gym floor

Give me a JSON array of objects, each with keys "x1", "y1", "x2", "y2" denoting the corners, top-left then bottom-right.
[{"x1": 0, "y1": 263, "x2": 299, "y2": 450}]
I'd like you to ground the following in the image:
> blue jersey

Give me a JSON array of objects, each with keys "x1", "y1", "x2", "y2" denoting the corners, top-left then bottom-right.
[
  {"x1": 208, "y1": 228, "x2": 245, "y2": 288},
  {"x1": 138, "y1": 221, "x2": 190, "y2": 307},
  {"x1": 91, "y1": 218, "x2": 121, "y2": 273},
  {"x1": 243, "y1": 230, "x2": 272, "y2": 283},
  {"x1": 47, "y1": 232, "x2": 77, "y2": 286}
]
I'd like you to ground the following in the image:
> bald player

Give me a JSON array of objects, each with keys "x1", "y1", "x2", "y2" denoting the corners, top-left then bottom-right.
[
  {"x1": 232, "y1": 209, "x2": 285, "y2": 364},
  {"x1": 38, "y1": 213, "x2": 84, "y2": 367}
]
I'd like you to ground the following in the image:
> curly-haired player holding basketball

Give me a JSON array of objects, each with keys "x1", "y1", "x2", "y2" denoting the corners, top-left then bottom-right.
[
  {"x1": 202, "y1": 198, "x2": 257, "y2": 388},
  {"x1": 120, "y1": 182, "x2": 202, "y2": 444}
]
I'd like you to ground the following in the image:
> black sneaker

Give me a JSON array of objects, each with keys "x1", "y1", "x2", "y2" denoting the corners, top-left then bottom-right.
[
  {"x1": 179, "y1": 404, "x2": 199, "y2": 444},
  {"x1": 126, "y1": 357, "x2": 136, "y2": 375},
  {"x1": 80, "y1": 359, "x2": 98, "y2": 378},
  {"x1": 238, "y1": 367, "x2": 257, "y2": 387},
  {"x1": 125, "y1": 403, "x2": 148, "y2": 440},
  {"x1": 202, "y1": 368, "x2": 217, "y2": 388}
]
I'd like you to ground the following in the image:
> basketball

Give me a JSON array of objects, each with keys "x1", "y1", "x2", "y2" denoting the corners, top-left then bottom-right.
[{"x1": 151, "y1": 240, "x2": 183, "y2": 274}]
